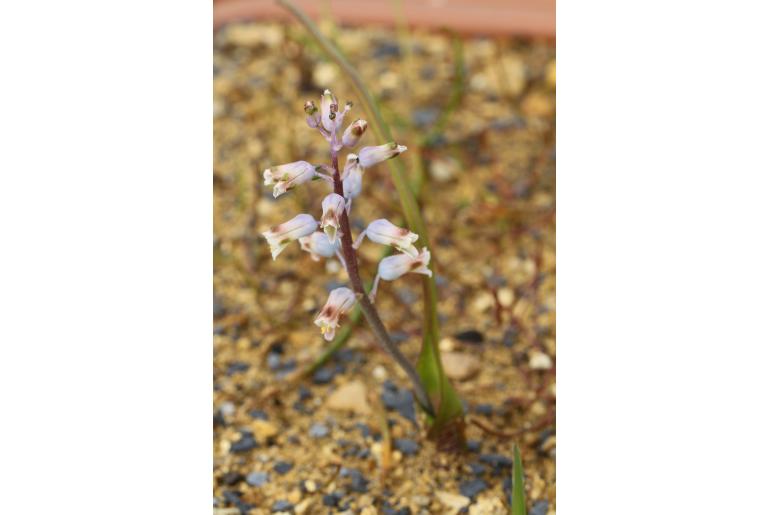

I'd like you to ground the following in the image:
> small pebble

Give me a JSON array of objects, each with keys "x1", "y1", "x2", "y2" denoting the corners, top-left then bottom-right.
[
  {"x1": 530, "y1": 500, "x2": 549, "y2": 515},
  {"x1": 273, "y1": 461, "x2": 293, "y2": 475},
  {"x1": 529, "y1": 351, "x2": 553, "y2": 370},
  {"x1": 309, "y1": 422, "x2": 329, "y2": 438},
  {"x1": 467, "y1": 440, "x2": 482, "y2": 453},
  {"x1": 312, "y1": 366, "x2": 337, "y2": 384},
  {"x1": 246, "y1": 471, "x2": 269, "y2": 487},
  {"x1": 271, "y1": 500, "x2": 293, "y2": 513},
  {"x1": 454, "y1": 329, "x2": 485, "y2": 344},
  {"x1": 230, "y1": 434, "x2": 257, "y2": 454},
  {"x1": 459, "y1": 478, "x2": 488, "y2": 499},
  {"x1": 249, "y1": 409, "x2": 269, "y2": 420},
  {"x1": 479, "y1": 453, "x2": 513, "y2": 469},
  {"x1": 436, "y1": 491, "x2": 471, "y2": 511},
  {"x1": 393, "y1": 438, "x2": 420, "y2": 456},
  {"x1": 219, "y1": 471, "x2": 243, "y2": 486}
]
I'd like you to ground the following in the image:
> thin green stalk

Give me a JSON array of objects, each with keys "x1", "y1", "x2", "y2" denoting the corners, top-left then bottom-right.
[{"x1": 277, "y1": 0, "x2": 464, "y2": 445}]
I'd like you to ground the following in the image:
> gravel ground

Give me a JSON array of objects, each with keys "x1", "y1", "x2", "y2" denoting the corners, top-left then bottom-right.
[{"x1": 214, "y1": 21, "x2": 555, "y2": 515}]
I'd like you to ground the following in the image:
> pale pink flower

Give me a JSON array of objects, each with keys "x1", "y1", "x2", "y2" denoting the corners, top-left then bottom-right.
[
  {"x1": 341, "y1": 154, "x2": 363, "y2": 200},
  {"x1": 370, "y1": 247, "x2": 432, "y2": 301},
  {"x1": 354, "y1": 218, "x2": 419, "y2": 257},
  {"x1": 261, "y1": 214, "x2": 318, "y2": 260},
  {"x1": 314, "y1": 287, "x2": 357, "y2": 341},
  {"x1": 319, "y1": 89, "x2": 351, "y2": 135},
  {"x1": 342, "y1": 119, "x2": 367, "y2": 147},
  {"x1": 320, "y1": 193, "x2": 346, "y2": 244},
  {"x1": 263, "y1": 161, "x2": 316, "y2": 198},
  {"x1": 299, "y1": 231, "x2": 340, "y2": 261},
  {"x1": 357, "y1": 142, "x2": 407, "y2": 168},
  {"x1": 304, "y1": 100, "x2": 320, "y2": 129}
]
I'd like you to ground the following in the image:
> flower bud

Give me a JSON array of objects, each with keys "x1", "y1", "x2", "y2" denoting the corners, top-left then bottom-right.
[
  {"x1": 314, "y1": 287, "x2": 357, "y2": 341},
  {"x1": 320, "y1": 89, "x2": 339, "y2": 133},
  {"x1": 299, "y1": 231, "x2": 340, "y2": 261},
  {"x1": 261, "y1": 214, "x2": 318, "y2": 260},
  {"x1": 263, "y1": 161, "x2": 316, "y2": 198},
  {"x1": 357, "y1": 218, "x2": 419, "y2": 257},
  {"x1": 357, "y1": 142, "x2": 407, "y2": 168},
  {"x1": 304, "y1": 100, "x2": 317, "y2": 115},
  {"x1": 369, "y1": 247, "x2": 431, "y2": 301},
  {"x1": 320, "y1": 193, "x2": 346, "y2": 244},
  {"x1": 341, "y1": 154, "x2": 363, "y2": 199},
  {"x1": 342, "y1": 119, "x2": 367, "y2": 147}
]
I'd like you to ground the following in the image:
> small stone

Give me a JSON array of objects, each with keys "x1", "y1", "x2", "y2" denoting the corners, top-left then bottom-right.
[
  {"x1": 381, "y1": 381, "x2": 417, "y2": 425},
  {"x1": 529, "y1": 351, "x2": 553, "y2": 370},
  {"x1": 271, "y1": 500, "x2": 293, "y2": 513},
  {"x1": 312, "y1": 366, "x2": 336, "y2": 384},
  {"x1": 372, "y1": 365, "x2": 388, "y2": 381},
  {"x1": 469, "y1": 462, "x2": 486, "y2": 475},
  {"x1": 393, "y1": 438, "x2": 420, "y2": 455},
  {"x1": 441, "y1": 351, "x2": 481, "y2": 381},
  {"x1": 530, "y1": 500, "x2": 549, "y2": 515},
  {"x1": 322, "y1": 492, "x2": 341, "y2": 507},
  {"x1": 294, "y1": 498, "x2": 312, "y2": 514},
  {"x1": 438, "y1": 337, "x2": 455, "y2": 352},
  {"x1": 226, "y1": 361, "x2": 249, "y2": 376},
  {"x1": 303, "y1": 480, "x2": 317, "y2": 493},
  {"x1": 467, "y1": 440, "x2": 482, "y2": 453},
  {"x1": 252, "y1": 420, "x2": 278, "y2": 442},
  {"x1": 230, "y1": 434, "x2": 257, "y2": 454},
  {"x1": 309, "y1": 422, "x2": 329, "y2": 438},
  {"x1": 459, "y1": 478, "x2": 488, "y2": 499},
  {"x1": 479, "y1": 454, "x2": 513, "y2": 469},
  {"x1": 245, "y1": 471, "x2": 269, "y2": 487},
  {"x1": 412, "y1": 495, "x2": 430, "y2": 507},
  {"x1": 429, "y1": 158, "x2": 460, "y2": 183},
  {"x1": 497, "y1": 288, "x2": 515, "y2": 307},
  {"x1": 436, "y1": 491, "x2": 471, "y2": 511},
  {"x1": 326, "y1": 380, "x2": 372, "y2": 415},
  {"x1": 249, "y1": 409, "x2": 269, "y2": 420},
  {"x1": 273, "y1": 461, "x2": 293, "y2": 475},
  {"x1": 454, "y1": 329, "x2": 485, "y2": 344},
  {"x1": 219, "y1": 402, "x2": 236, "y2": 417},
  {"x1": 219, "y1": 471, "x2": 243, "y2": 486},
  {"x1": 469, "y1": 495, "x2": 507, "y2": 515}
]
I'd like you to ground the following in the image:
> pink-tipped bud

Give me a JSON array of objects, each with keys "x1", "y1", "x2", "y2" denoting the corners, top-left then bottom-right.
[
  {"x1": 360, "y1": 218, "x2": 420, "y2": 257},
  {"x1": 357, "y1": 142, "x2": 407, "y2": 168},
  {"x1": 342, "y1": 119, "x2": 368, "y2": 147}
]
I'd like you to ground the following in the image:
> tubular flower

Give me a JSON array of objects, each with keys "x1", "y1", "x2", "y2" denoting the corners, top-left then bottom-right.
[
  {"x1": 299, "y1": 231, "x2": 340, "y2": 261},
  {"x1": 263, "y1": 161, "x2": 316, "y2": 198},
  {"x1": 320, "y1": 193, "x2": 346, "y2": 244},
  {"x1": 261, "y1": 214, "x2": 318, "y2": 260},
  {"x1": 357, "y1": 142, "x2": 407, "y2": 168},
  {"x1": 314, "y1": 287, "x2": 357, "y2": 341},
  {"x1": 370, "y1": 247, "x2": 432, "y2": 301},
  {"x1": 341, "y1": 154, "x2": 363, "y2": 200},
  {"x1": 354, "y1": 218, "x2": 419, "y2": 257},
  {"x1": 342, "y1": 119, "x2": 367, "y2": 147}
]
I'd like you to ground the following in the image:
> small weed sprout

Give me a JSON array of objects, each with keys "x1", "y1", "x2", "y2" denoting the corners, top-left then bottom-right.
[{"x1": 262, "y1": 89, "x2": 435, "y2": 416}]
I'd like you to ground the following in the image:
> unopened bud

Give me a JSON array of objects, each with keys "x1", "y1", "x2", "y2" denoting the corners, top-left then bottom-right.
[{"x1": 342, "y1": 119, "x2": 368, "y2": 147}]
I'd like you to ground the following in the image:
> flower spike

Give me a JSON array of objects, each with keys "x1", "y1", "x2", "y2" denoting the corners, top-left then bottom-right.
[
  {"x1": 320, "y1": 193, "x2": 346, "y2": 244},
  {"x1": 357, "y1": 142, "x2": 407, "y2": 168},
  {"x1": 261, "y1": 214, "x2": 318, "y2": 260},
  {"x1": 370, "y1": 247, "x2": 432, "y2": 301},
  {"x1": 314, "y1": 287, "x2": 357, "y2": 341},
  {"x1": 263, "y1": 161, "x2": 316, "y2": 198},
  {"x1": 354, "y1": 218, "x2": 419, "y2": 257}
]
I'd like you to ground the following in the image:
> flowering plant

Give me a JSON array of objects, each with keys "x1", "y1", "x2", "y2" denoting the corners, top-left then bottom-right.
[{"x1": 262, "y1": 89, "x2": 436, "y2": 416}]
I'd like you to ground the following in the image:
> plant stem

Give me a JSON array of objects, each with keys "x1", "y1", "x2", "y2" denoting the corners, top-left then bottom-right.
[{"x1": 329, "y1": 149, "x2": 435, "y2": 418}]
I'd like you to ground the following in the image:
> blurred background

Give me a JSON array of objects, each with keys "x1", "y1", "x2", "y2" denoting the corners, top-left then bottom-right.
[{"x1": 214, "y1": 1, "x2": 555, "y2": 513}]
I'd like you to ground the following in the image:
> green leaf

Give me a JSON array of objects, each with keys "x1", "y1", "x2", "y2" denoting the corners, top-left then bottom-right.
[{"x1": 512, "y1": 444, "x2": 527, "y2": 515}]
